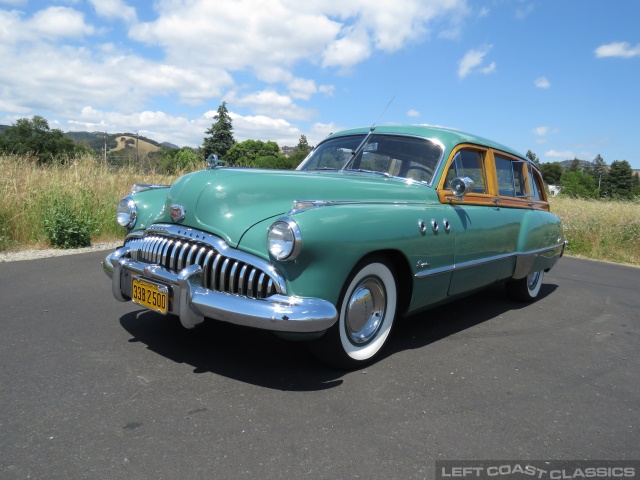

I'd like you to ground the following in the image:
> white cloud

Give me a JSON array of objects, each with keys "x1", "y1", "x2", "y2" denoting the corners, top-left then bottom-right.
[
  {"x1": 407, "y1": 109, "x2": 420, "y2": 118},
  {"x1": 28, "y1": 6, "x2": 94, "y2": 40},
  {"x1": 515, "y1": 4, "x2": 534, "y2": 20},
  {"x1": 481, "y1": 62, "x2": 496, "y2": 74},
  {"x1": 595, "y1": 42, "x2": 640, "y2": 59},
  {"x1": 230, "y1": 90, "x2": 315, "y2": 121},
  {"x1": 307, "y1": 122, "x2": 345, "y2": 146},
  {"x1": 458, "y1": 45, "x2": 495, "y2": 79},
  {"x1": 226, "y1": 113, "x2": 302, "y2": 146},
  {"x1": 130, "y1": 0, "x2": 471, "y2": 72},
  {"x1": 88, "y1": 0, "x2": 137, "y2": 23},
  {"x1": 319, "y1": 85, "x2": 335, "y2": 97},
  {"x1": 288, "y1": 78, "x2": 318, "y2": 100},
  {"x1": 322, "y1": 25, "x2": 372, "y2": 69},
  {"x1": 0, "y1": 1, "x2": 473, "y2": 149},
  {"x1": 535, "y1": 77, "x2": 551, "y2": 88},
  {"x1": 533, "y1": 126, "x2": 558, "y2": 136},
  {"x1": 545, "y1": 150, "x2": 575, "y2": 159}
]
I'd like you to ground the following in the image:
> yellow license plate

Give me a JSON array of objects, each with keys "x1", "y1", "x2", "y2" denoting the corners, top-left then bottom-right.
[{"x1": 132, "y1": 277, "x2": 169, "y2": 315}]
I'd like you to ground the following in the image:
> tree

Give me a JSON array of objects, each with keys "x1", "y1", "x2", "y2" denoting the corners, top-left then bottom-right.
[
  {"x1": 632, "y1": 172, "x2": 640, "y2": 197},
  {"x1": 603, "y1": 160, "x2": 634, "y2": 199},
  {"x1": 567, "y1": 157, "x2": 581, "y2": 172},
  {"x1": 288, "y1": 134, "x2": 313, "y2": 166},
  {"x1": 224, "y1": 139, "x2": 295, "y2": 168},
  {"x1": 590, "y1": 154, "x2": 607, "y2": 190},
  {"x1": 202, "y1": 102, "x2": 235, "y2": 159},
  {"x1": 0, "y1": 115, "x2": 86, "y2": 163},
  {"x1": 539, "y1": 162, "x2": 563, "y2": 185},
  {"x1": 159, "y1": 147, "x2": 204, "y2": 174},
  {"x1": 525, "y1": 150, "x2": 540, "y2": 166},
  {"x1": 559, "y1": 170, "x2": 598, "y2": 199}
]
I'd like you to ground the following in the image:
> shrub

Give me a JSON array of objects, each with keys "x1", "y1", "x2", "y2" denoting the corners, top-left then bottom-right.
[{"x1": 42, "y1": 194, "x2": 94, "y2": 249}]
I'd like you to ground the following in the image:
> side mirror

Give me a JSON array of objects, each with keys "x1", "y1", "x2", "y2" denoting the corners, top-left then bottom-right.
[{"x1": 449, "y1": 176, "x2": 475, "y2": 197}]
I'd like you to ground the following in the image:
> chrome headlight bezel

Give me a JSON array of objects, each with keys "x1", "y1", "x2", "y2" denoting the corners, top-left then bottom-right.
[
  {"x1": 267, "y1": 217, "x2": 302, "y2": 261},
  {"x1": 116, "y1": 196, "x2": 137, "y2": 228}
]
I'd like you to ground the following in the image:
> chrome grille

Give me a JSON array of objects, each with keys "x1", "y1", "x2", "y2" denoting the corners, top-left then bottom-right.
[{"x1": 126, "y1": 235, "x2": 277, "y2": 299}]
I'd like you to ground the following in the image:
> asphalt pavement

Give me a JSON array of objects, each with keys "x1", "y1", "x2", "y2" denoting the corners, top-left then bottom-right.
[{"x1": 0, "y1": 252, "x2": 638, "y2": 479}]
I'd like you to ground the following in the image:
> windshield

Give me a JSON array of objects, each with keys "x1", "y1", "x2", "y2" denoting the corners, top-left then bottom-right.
[{"x1": 297, "y1": 133, "x2": 442, "y2": 184}]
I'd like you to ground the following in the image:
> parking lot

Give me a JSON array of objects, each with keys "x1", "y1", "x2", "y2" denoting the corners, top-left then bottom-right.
[{"x1": 1, "y1": 252, "x2": 638, "y2": 479}]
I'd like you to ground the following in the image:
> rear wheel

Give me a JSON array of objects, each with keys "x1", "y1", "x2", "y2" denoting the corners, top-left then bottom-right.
[
  {"x1": 309, "y1": 259, "x2": 397, "y2": 369},
  {"x1": 506, "y1": 270, "x2": 544, "y2": 302}
]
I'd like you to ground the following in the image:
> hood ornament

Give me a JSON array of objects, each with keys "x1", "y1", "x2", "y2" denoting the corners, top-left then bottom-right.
[{"x1": 170, "y1": 204, "x2": 186, "y2": 223}]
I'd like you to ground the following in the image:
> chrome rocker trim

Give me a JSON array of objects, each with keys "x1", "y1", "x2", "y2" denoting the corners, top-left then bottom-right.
[
  {"x1": 103, "y1": 246, "x2": 338, "y2": 334},
  {"x1": 415, "y1": 241, "x2": 566, "y2": 279}
]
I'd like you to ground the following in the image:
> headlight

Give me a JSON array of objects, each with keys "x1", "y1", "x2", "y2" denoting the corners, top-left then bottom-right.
[
  {"x1": 267, "y1": 218, "x2": 301, "y2": 261},
  {"x1": 116, "y1": 196, "x2": 137, "y2": 228}
]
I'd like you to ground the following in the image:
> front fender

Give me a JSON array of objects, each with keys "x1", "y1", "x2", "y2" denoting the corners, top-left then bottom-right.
[
  {"x1": 127, "y1": 187, "x2": 171, "y2": 233},
  {"x1": 239, "y1": 202, "x2": 449, "y2": 306}
]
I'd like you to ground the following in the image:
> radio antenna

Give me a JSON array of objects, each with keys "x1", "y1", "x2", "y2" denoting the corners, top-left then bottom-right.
[{"x1": 371, "y1": 96, "x2": 395, "y2": 131}]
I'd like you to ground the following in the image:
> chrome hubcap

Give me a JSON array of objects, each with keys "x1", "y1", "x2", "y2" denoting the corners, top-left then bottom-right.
[
  {"x1": 345, "y1": 277, "x2": 386, "y2": 345},
  {"x1": 528, "y1": 271, "x2": 540, "y2": 290}
]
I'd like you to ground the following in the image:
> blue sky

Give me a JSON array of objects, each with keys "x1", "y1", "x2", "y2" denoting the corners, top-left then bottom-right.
[{"x1": 1, "y1": 0, "x2": 639, "y2": 169}]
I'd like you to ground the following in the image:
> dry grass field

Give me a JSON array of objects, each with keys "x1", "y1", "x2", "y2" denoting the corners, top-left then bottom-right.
[
  {"x1": 0, "y1": 153, "x2": 175, "y2": 250},
  {"x1": 109, "y1": 135, "x2": 161, "y2": 158},
  {"x1": 550, "y1": 196, "x2": 640, "y2": 265},
  {"x1": 1, "y1": 153, "x2": 639, "y2": 266}
]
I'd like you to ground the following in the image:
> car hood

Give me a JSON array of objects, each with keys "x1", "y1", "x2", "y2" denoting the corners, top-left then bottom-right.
[{"x1": 165, "y1": 168, "x2": 433, "y2": 247}]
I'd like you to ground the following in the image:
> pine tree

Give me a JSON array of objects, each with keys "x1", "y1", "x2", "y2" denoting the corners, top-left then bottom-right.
[
  {"x1": 591, "y1": 154, "x2": 607, "y2": 190},
  {"x1": 203, "y1": 102, "x2": 235, "y2": 159},
  {"x1": 288, "y1": 134, "x2": 313, "y2": 165},
  {"x1": 525, "y1": 150, "x2": 540, "y2": 166},
  {"x1": 603, "y1": 160, "x2": 634, "y2": 199}
]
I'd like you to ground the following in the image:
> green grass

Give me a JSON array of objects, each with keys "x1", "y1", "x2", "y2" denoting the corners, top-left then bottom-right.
[{"x1": 1, "y1": 153, "x2": 639, "y2": 266}]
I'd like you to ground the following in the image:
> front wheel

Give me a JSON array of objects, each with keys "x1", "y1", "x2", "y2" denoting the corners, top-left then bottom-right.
[
  {"x1": 506, "y1": 270, "x2": 544, "y2": 302},
  {"x1": 309, "y1": 259, "x2": 397, "y2": 369}
]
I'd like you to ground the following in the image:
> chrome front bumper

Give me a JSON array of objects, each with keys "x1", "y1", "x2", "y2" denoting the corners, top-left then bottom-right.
[{"x1": 103, "y1": 246, "x2": 338, "y2": 333}]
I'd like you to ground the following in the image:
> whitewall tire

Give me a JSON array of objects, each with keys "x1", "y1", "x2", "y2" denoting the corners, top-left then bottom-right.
[{"x1": 310, "y1": 259, "x2": 397, "y2": 369}]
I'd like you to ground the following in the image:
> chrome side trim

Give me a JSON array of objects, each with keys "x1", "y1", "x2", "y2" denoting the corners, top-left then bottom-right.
[
  {"x1": 130, "y1": 184, "x2": 170, "y2": 194},
  {"x1": 288, "y1": 199, "x2": 441, "y2": 215},
  {"x1": 415, "y1": 242, "x2": 565, "y2": 279}
]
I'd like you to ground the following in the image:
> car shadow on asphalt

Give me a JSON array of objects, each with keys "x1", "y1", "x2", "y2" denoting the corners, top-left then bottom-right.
[{"x1": 119, "y1": 282, "x2": 558, "y2": 392}]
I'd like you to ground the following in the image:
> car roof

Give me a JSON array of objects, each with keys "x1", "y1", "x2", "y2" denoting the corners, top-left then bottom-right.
[{"x1": 326, "y1": 125, "x2": 526, "y2": 161}]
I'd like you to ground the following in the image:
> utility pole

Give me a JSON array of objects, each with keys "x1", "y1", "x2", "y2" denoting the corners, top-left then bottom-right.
[
  {"x1": 135, "y1": 130, "x2": 139, "y2": 163},
  {"x1": 104, "y1": 131, "x2": 107, "y2": 162}
]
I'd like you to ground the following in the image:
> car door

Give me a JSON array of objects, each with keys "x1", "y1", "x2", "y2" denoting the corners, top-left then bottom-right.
[{"x1": 437, "y1": 146, "x2": 524, "y2": 296}]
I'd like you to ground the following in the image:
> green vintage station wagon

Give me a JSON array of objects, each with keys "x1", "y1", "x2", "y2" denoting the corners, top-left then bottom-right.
[{"x1": 103, "y1": 125, "x2": 565, "y2": 368}]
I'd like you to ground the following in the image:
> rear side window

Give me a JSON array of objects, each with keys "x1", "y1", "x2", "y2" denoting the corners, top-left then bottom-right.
[{"x1": 496, "y1": 155, "x2": 545, "y2": 200}]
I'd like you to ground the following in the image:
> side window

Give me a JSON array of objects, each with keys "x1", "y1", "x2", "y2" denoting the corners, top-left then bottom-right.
[
  {"x1": 445, "y1": 150, "x2": 487, "y2": 193},
  {"x1": 495, "y1": 155, "x2": 544, "y2": 200},
  {"x1": 497, "y1": 155, "x2": 531, "y2": 197},
  {"x1": 528, "y1": 164, "x2": 544, "y2": 201}
]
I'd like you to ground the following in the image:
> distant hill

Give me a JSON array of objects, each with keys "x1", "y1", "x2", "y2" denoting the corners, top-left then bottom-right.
[
  {"x1": 64, "y1": 130, "x2": 167, "y2": 154},
  {"x1": 161, "y1": 141, "x2": 179, "y2": 149},
  {"x1": 559, "y1": 159, "x2": 591, "y2": 170}
]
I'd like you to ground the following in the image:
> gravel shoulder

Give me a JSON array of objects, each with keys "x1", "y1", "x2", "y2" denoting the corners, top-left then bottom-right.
[{"x1": 0, "y1": 241, "x2": 122, "y2": 262}]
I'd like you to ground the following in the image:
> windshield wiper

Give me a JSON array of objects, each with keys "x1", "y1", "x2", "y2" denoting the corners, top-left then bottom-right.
[{"x1": 348, "y1": 169, "x2": 390, "y2": 177}]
